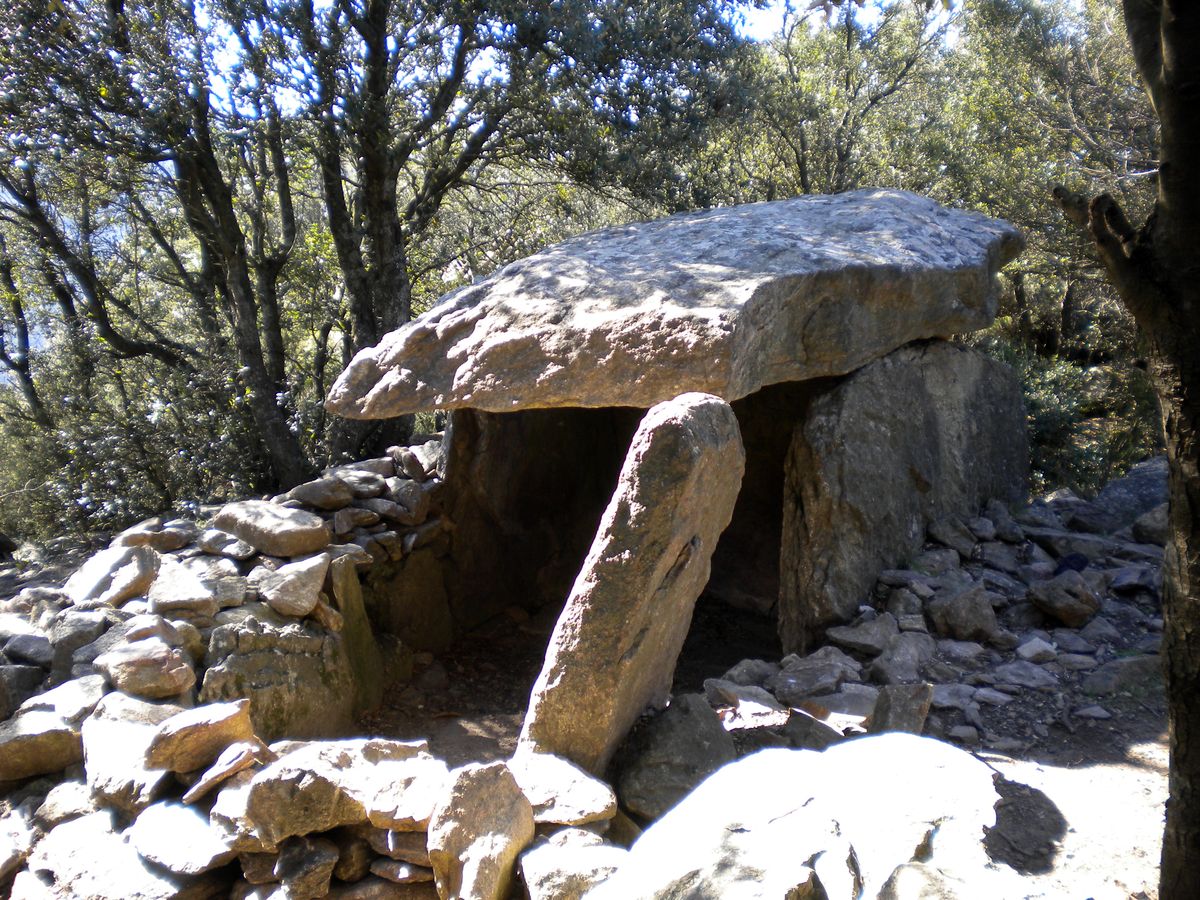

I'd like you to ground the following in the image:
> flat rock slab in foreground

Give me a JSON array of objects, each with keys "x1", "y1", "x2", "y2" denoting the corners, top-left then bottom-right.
[
  {"x1": 326, "y1": 190, "x2": 1022, "y2": 418},
  {"x1": 589, "y1": 733, "x2": 1024, "y2": 899},
  {"x1": 518, "y1": 393, "x2": 745, "y2": 774}
]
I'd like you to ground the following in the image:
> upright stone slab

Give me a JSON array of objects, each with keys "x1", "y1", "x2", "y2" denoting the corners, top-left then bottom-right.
[
  {"x1": 327, "y1": 190, "x2": 1021, "y2": 419},
  {"x1": 518, "y1": 393, "x2": 745, "y2": 774},
  {"x1": 780, "y1": 341, "x2": 1028, "y2": 651}
]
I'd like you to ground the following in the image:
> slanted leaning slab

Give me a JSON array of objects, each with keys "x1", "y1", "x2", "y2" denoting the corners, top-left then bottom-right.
[
  {"x1": 518, "y1": 393, "x2": 745, "y2": 774},
  {"x1": 326, "y1": 190, "x2": 1021, "y2": 419}
]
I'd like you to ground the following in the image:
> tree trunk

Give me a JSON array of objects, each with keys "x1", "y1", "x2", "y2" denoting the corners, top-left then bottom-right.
[
  {"x1": 1055, "y1": 3, "x2": 1200, "y2": 895},
  {"x1": 1155, "y1": 334, "x2": 1200, "y2": 896}
]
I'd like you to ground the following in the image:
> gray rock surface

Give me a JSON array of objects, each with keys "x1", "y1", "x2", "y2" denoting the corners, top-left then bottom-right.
[
  {"x1": 589, "y1": 734, "x2": 1019, "y2": 900},
  {"x1": 614, "y1": 694, "x2": 737, "y2": 822},
  {"x1": 81, "y1": 692, "x2": 183, "y2": 815},
  {"x1": 518, "y1": 394, "x2": 744, "y2": 774},
  {"x1": 128, "y1": 801, "x2": 239, "y2": 875},
  {"x1": 198, "y1": 616, "x2": 358, "y2": 740},
  {"x1": 1030, "y1": 570, "x2": 1101, "y2": 627},
  {"x1": 327, "y1": 191, "x2": 1020, "y2": 419},
  {"x1": 93, "y1": 636, "x2": 196, "y2": 699},
  {"x1": 210, "y1": 738, "x2": 439, "y2": 852},
  {"x1": 0, "y1": 710, "x2": 83, "y2": 782},
  {"x1": 780, "y1": 341, "x2": 1028, "y2": 649},
  {"x1": 144, "y1": 699, "x2": 255, "y2": 773},
  {"x1": 62, "y1": 545, "x2": 159, "y2": 607},
  {"x1": 211, "y1": 500, "x2": 332, "y2": 558},
  {"x1": 427, "y1": 761, "x2": 535, "y2": 900},
  {"x1": 252, "y1": 553, "x2": 330, "y2": 617},
  {"x1": 507, "y1": 750, "x2": 618, "y2": 826},
  {"x1": 21, "y1": 810, "x2": 227, "y2": 900},
  {"x1": 1068, "y1": 456, "x2": 1167, "y2": 535},
  {"x1": 519, "y1": 829, "x2": 628, "y2": 900}
]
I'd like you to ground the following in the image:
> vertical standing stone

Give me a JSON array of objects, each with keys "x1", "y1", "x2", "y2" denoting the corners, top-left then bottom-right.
[
  {"x1": 518, "y1": 393, "x2": 745, "y2": 774},
  {"x1": 779, "y1": 342, "x2": 1028, "y2": 652}
]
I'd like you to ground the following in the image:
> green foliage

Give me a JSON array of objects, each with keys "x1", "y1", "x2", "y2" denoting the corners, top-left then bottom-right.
[
  {"x1": 0, "y1": 0, "x2": 1168, "y2": 535},
  {"x1": 974, "y1": 334, "x2": 1159, "y2": 496}
]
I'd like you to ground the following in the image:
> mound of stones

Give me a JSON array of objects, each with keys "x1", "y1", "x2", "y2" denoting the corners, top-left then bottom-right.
[
  {"x1": 0, "y1": 446, "x2": 1168, "y2": 899},
  {"x1": 0, "y1": 436, "x2": 450, "y2": 762}
]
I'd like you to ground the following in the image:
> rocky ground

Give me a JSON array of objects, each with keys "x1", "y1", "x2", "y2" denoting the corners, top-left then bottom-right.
[
  {"x1": 366, "y1": 458, "x2": 1172, "y2": 899},
  {"x1": 0, "y1": 455, "x2": 1171, "y2": 899}
]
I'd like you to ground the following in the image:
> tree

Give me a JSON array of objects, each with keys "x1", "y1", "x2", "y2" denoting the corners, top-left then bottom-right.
[
  {"x1": 0, "y1": 0, "x2": 754, "y2": 518},
  {"x1": 1053, "y1": 1, "x2": 1200, "y2": 895}
]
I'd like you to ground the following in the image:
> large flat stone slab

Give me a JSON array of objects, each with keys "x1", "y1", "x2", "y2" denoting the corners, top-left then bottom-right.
[
  {"x1": 518, "y1": 393, "x2": 745, "y2": 774},
  {"x1": 780, "y1": 341, "x2": 1028, "y2": 650},
  {"x1": 327, "y1": 190, "x2": 1021, "y2": 418}
]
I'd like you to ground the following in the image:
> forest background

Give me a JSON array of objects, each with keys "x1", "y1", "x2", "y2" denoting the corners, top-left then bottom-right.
[{"x1": 0, "y1": 0, "x2": 1159, "y2": 541}]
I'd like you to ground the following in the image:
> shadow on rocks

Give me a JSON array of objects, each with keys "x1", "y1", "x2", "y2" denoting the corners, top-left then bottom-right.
[{"x1": 983, "y1": 773, "x2": 1068, "y2": 874}]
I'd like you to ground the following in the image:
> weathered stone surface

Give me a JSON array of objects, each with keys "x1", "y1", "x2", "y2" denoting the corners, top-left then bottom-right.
[
  {"x1": 614, "y1": 694, "x2": 736, "y2": 822},
  {"x1": 5, "y1": 633, "x2": 52, "y2": 668},
  {"x1": 182, "y1": 738, "x2": 274, "y2": 804},
  {"x1": 519, "y1": 830, "x2": 628, "y2": 900},
  {"x1": 1016, "y1": 636, "x2": 1058, "y2": 663},
  {"x1": 328, "y1": 191, "x2": 1020, "y2": 420},
  {"x1": 928, "y1": 516, "x2": 978, "y2": 558},
  {"x1": 276, "y1": 835, "x2": 340, "y2": 898},
  {"x1": 1081, "y1": 655, "x2": 1162, "y2": 696},
  {"x1": 780, "y1": 341, "x2": 1028, "y2": 650},
  {"x1": 870, "y1": 632, "x2": 936, "y2": 685},
  {"x1": 211, "y1": 500, "x2": 332, "y2": 558},
  {"x1": 145, "y1": 699, "x2": 256, "y2": 773},
  {"x1": 0, "y1": 664, "x2": 44, "y2": 711},
  {"x1": 766, "y1": 646, "x2": 863, "y2": 704},
  {"x1": 94, "y1": 636, "x2": 196, "y2": 699},
  {"x1": 0, "y1": 805, "x2": 35, "y2": 887},
  {"x1": 1067, "y1": 456, "x2": 1167, "y2": 535},
  {"x1": 1133, "y1": 503, "x2": 1169, "y2": 546},
  {"x1": 926, "y1": 582, "x2": 1001, "y2": 643},
  {"x1": 870, "y1": 683, "x2": 934, "y2": 733},
  {"x1": 115, "y1": 519, "x2": 197, "y2": 551},
  {"x1": 147, "y1": 554, "x2": 221, "y2": 619},
  {"x1": 991, "y1": 660, "x2": 1059, "y2": 692},
  {"x1": 289, "y1": 476, "x2": 355, "y2": 511},
  {"x1": 63, "y1": 545, "x2": 160, "y2": 607},
  {"x1": 508, "y1": 750, "x2": 618, "y2": 826},
  {"x1": 364, "y1": 828, "x2": 430, "y2": 865},
  {"x1": 129, "y1": 801, "x2": 239, "y2": 875},
  {"x1": 326, "y1": 877, "x2": 438, "y2": 900},
  {"x1": 826, "y1": 613, "x2": 899, "y2": 656},
  {"x1": 720, "y1": 658, "x2": 780, "y2": 687},
  {"x1": 702, "y1": 679, "x2": 788, "y2": 724},
  {"x1": 328, "y1": 555, "x2": 384, "y2": 715},
  {"x1": 210, "y1": 739, "x2": 437, "y2": 852},
  {"x1": 0, "y1": 710, "x2": 83, "y2": 781},
  {"x1": 22, "y1": 810, "x2": 228, "y2": 900},
  {"x1": 370, "y1": 859, "x2": 434, "y2": 884},
  {"x1": 1030, "y1": 570, "x2": 1101, "y2": 627},
  {"x1": 427, "y1": 761, "x2": 535, "y2": 900},
  {"x1": 198, "y1": 617, "x2": 358, "y2": 740},
  {"x1": 16, "y1": 673, "x2": 107, "y2": 723},
  {"x1": 519, "y1": 394, "x2": 744, "y2": 774},
  {"x1": 35, "y1": 780, "x2": 98, "y2": 829},
  {"x1": 252, "y1": 553, "x2": 331, "y2": 617},
  {"x1": 589, "y1": 734, "x2": 1017, "y2": 900},
  {"x1": 82, "y1": 693, "x2": 183, "y2": 815}
]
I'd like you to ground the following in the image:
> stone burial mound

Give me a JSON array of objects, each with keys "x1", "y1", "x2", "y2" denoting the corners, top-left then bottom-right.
[
  {"x1": 0, "y1": 189, "x2": 1077, "y2": 900},
  {"x1": 330, "y1": 187, "x2": 1029, "y2": 655}
]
